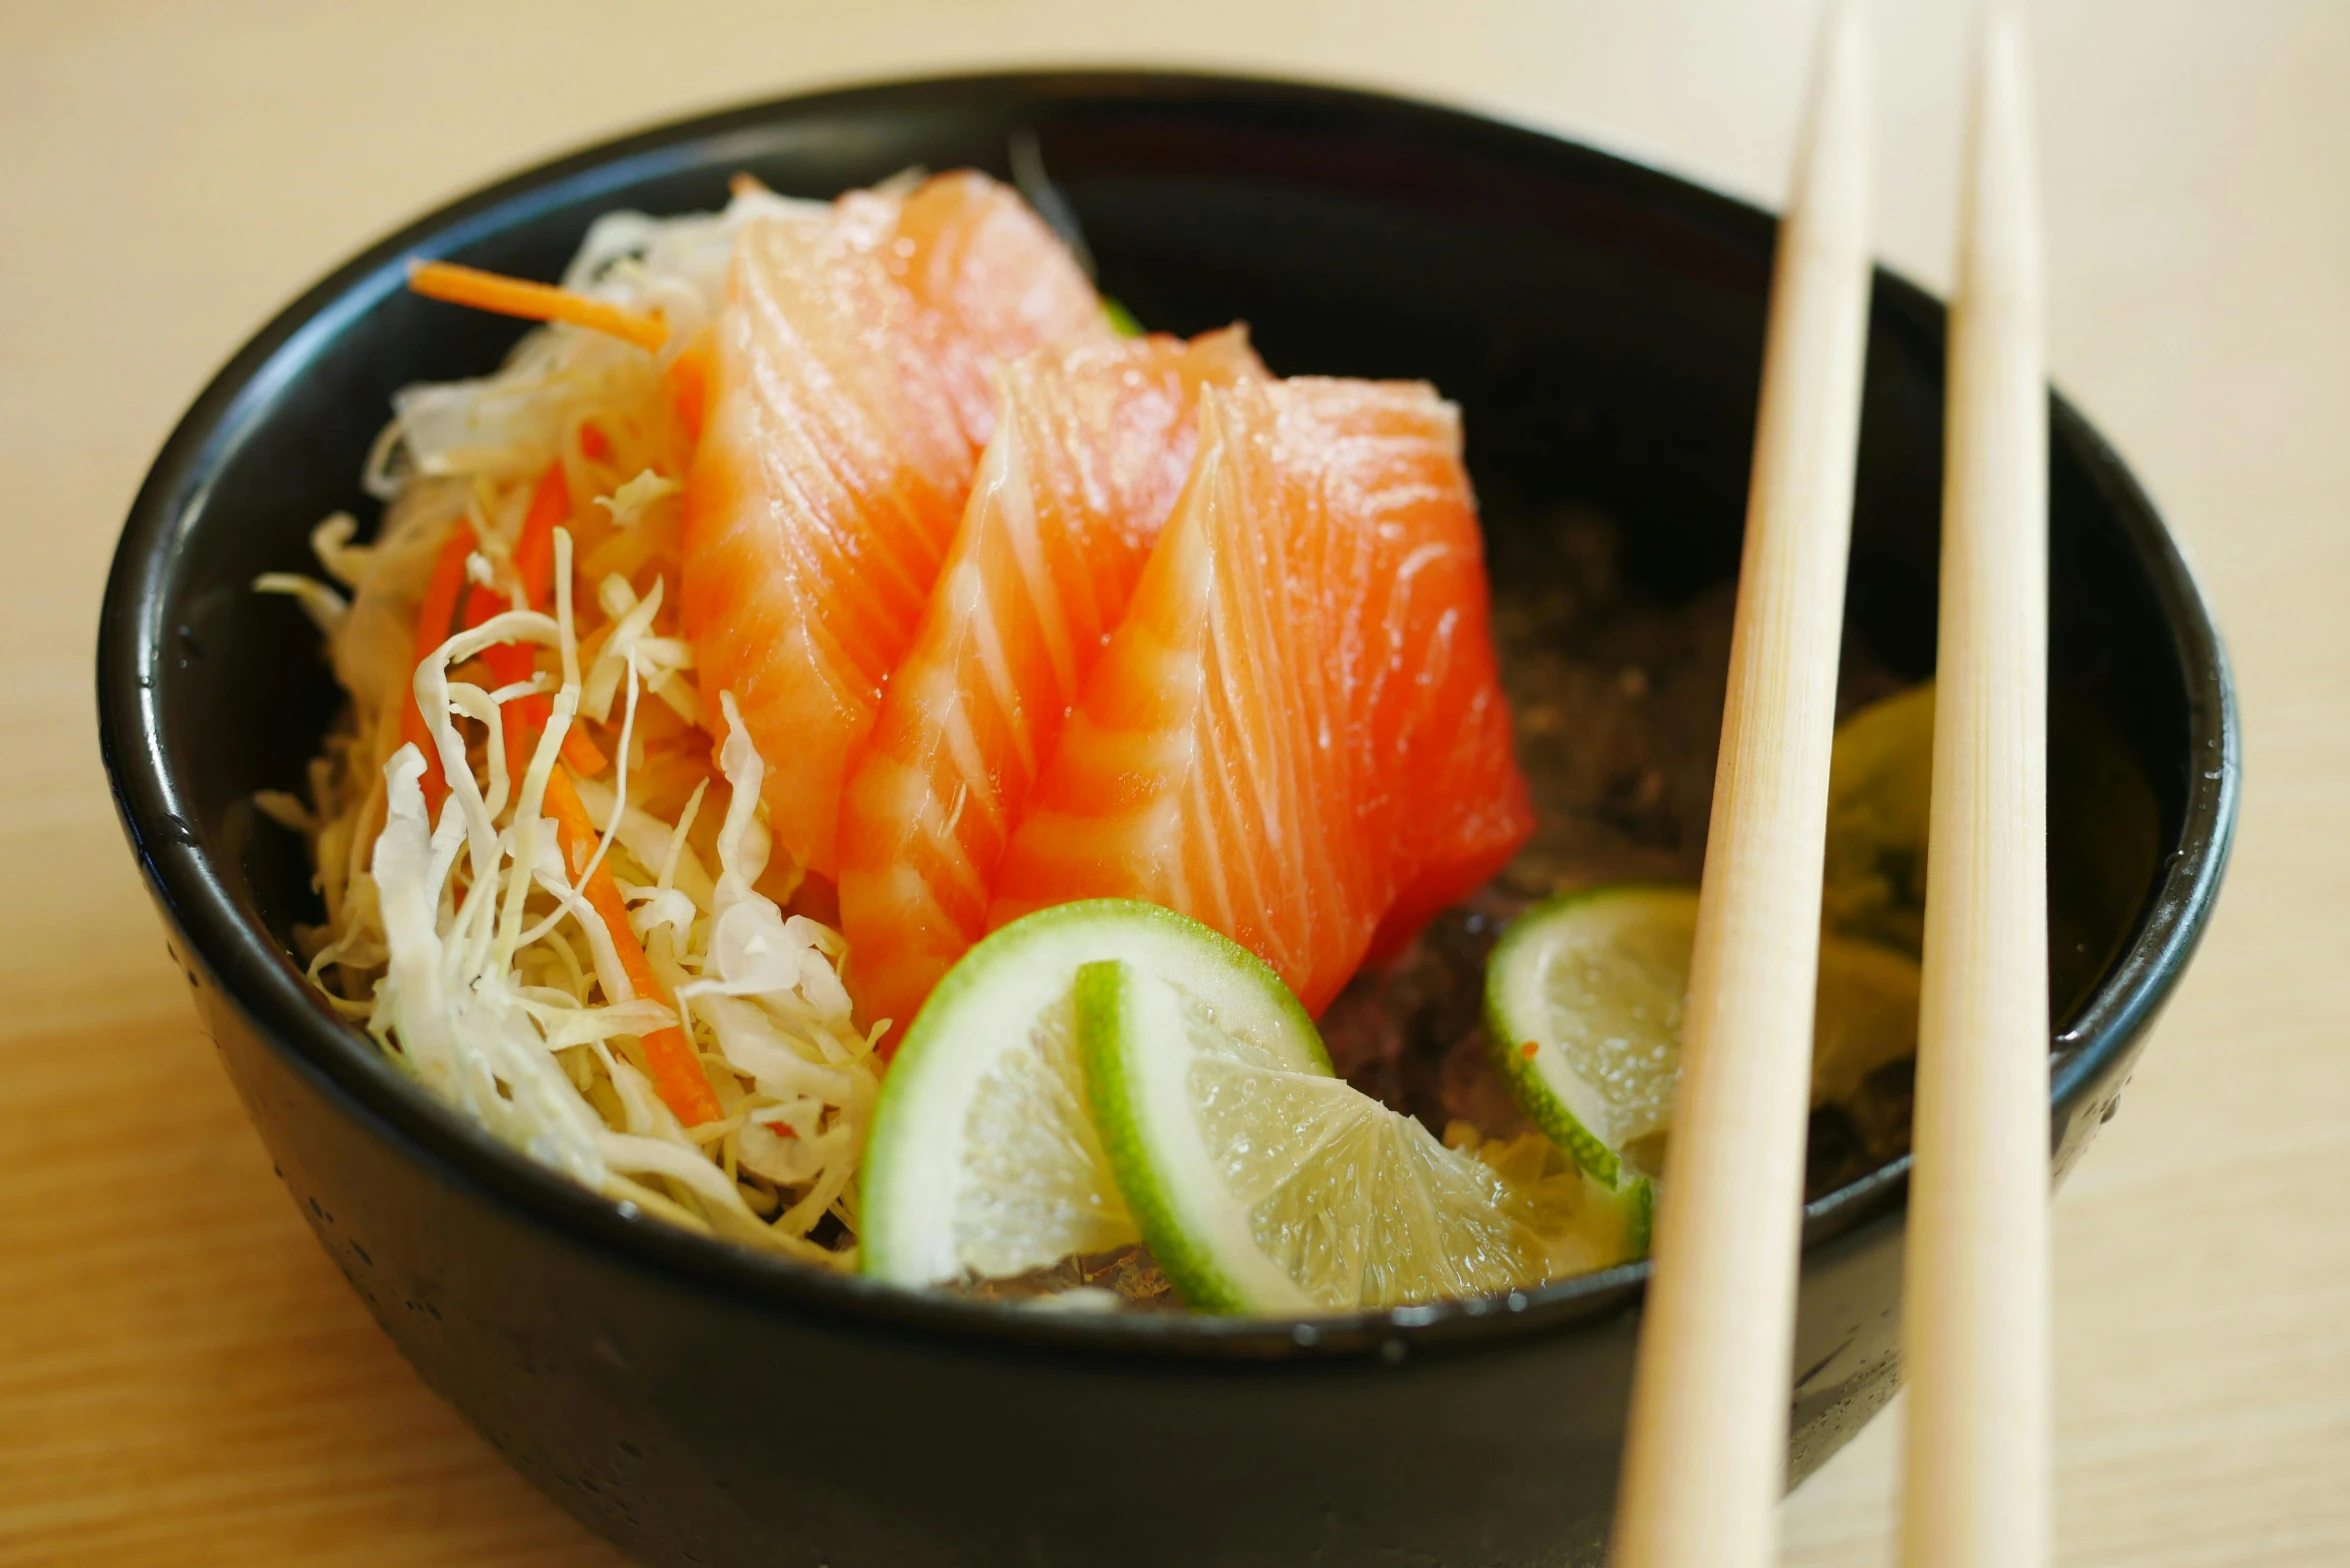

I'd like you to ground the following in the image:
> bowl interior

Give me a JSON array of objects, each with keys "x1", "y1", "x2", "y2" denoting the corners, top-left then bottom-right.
[{"x1": 104, "y1": 72, "x2": 2225, "y2": 1345}]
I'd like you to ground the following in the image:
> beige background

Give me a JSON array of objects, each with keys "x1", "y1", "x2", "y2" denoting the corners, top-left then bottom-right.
[{"x1": 3, "y1": 1, "x2": 2342, "y2": 1563}]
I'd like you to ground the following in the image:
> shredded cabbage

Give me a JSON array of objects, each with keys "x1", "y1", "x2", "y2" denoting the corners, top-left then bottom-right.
[{"x1": 265, "y1": 189, "x2": 878, "y2": 1265}]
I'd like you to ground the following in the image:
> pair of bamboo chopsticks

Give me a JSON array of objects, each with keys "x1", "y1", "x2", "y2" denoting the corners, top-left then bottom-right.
[{"x1": 1610, "y1": 5, "x2": 2048, "y2": 1568}]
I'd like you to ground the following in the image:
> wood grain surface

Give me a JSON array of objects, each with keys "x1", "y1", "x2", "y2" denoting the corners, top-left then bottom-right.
[{"x1": 2, "y1": 3, "x2": 2342, "y2": 1564}]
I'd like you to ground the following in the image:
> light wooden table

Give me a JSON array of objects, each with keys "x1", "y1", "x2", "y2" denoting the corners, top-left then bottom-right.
[{"x1": 3, "y1": 2, "x2": 2342, "y2": 1564}]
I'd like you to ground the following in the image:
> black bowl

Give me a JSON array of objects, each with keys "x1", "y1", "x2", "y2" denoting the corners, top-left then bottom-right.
[{"x1": 97, "y1": 71, "x2": 2236, "y2": 1568}]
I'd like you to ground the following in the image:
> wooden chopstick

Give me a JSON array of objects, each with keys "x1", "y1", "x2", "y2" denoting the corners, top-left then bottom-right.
[
  {"x1": 1899, "y1": 10, "x2": 2051, "y2": 1568},
  {"x1": 1609, "y1": 4, "x2": 1875, "y2": 1566}
]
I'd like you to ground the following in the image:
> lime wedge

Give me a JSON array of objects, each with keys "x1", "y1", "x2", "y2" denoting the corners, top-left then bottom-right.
[
  {"x1": 1078, "y1": 958, "x2": 1647, "y2": 1314},
  {"x1": 859, "y1": 900, "x2": 1326, "y2": 1289},
  {"x1": 1484, "y1": 884, "x2": 1922, "y2": 1185}
]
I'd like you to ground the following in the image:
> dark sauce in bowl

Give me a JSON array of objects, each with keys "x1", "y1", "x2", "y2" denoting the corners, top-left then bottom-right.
[{"x1": 1321, "y1": 505, "x2": 1915, "y2": 1204}]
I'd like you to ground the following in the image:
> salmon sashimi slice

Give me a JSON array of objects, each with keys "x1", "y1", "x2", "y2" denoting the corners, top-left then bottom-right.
[
  {"x1": 885, "y1": 170, "x2": 1119, "y2": 447},
  {"x1": 1272, "y1": 378, "x2": 1536, "y2": 962},
  {"x1": 836, "y1": 329, "x2": 1265, "y2": 1034},
  {"x1": 681, "y1": 173, "x2": 1107, "y2": 877},
  {"x1": 988, "y1": 377, "x2": 1534, "y2": 1014}
]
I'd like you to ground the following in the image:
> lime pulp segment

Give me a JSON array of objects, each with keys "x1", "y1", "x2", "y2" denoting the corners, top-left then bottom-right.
[
  {"x1": 859, "y1": 900, "x2": 1326, "y2": 1288},
  {"x1": 1080, "y1": 958, "x2": 1648, "y2": 1314}
]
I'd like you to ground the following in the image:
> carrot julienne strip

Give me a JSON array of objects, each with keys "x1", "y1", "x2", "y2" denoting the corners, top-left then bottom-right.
[
  {"x1": 461, "y1": 587, "x2": 604, "y2": 780},
  {"x1": 664, "y1": 340, "x2": 709, "y2": 449},
  {"x1": 556, "y1": 711, "x2": 608, "y2": 776},
  {"x1": 457, "y1": 463, "x2": 607, "y2": 780},
  {"x1": 543, "y1": 765, "x2": 723, "y2": 1127},
  {"x1": 406, "y1": 520, "x2": 477, "y2": 815},
  {"x1": 513, "y1": 461, "x2": 569, "y2": 604},
  {"x1": 406, "y1": 259, "x2": 668, "y2": 354}
]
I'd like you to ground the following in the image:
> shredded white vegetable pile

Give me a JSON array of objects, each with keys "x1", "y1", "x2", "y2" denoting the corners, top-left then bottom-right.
[{"x1": 261, "y1": 189, "x2": 889, "y2": 1264}]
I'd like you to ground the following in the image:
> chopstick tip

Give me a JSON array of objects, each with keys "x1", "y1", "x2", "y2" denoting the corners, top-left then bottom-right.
[
  {"x1": 1786, "y1": 0, "x2": 1875, "y2": 234},
  {"x1": 1981, "y1": 1, "x2": 2032, "y2": 75},
  {"x1": 1819, "y1": 0, "x2": 1872, "y2": 64},
  {"x1": 1963, "y1": 0, "x2": 2042, "y2": 274}
]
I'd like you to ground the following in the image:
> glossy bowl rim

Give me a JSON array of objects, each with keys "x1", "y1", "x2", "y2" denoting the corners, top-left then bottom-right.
[{"x1": 95, "y1": 67, "x2": 2239, "y2": 1365}]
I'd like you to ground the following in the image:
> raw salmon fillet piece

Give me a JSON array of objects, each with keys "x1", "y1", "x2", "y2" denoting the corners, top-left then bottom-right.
[
  {"x1": 680, "y1": 173, "x2": 1108, "y2": 876},
  {"x1": 835, "y1": 330, "x2": 1264, "y2": 1034},
  {"x1": 885, "y1": 170, "x2": 1124, "y2": 448},
  {"x1": 988, "y1": 378, "x2": 1534, "y2": 1014},
  {"x1": 1283, "y1": 379, "x2": 1535, "y2": 964}
]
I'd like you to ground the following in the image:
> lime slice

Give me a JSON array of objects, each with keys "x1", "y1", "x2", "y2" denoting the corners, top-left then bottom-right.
[
  {"x1": 1827, "y1": 678, "x2": 2166, "y2": 1018},
  {"x1": 1077, "y1": 959, "x2": 1648, "y2": 1314},
  {"x1": 1484, "y1": 884, "x2": 1922, "y2": 1184},
  {"x1": 859, "y1": 900, "x2": 1327, "y2": 1289},
  {"x1": 1809, "y1": 937, "x2": 1929, "y2": 1104},
  {"x1": 1102, "y1": 297, "x2": 1146, "y2": 338},
  {"x1": 1824, "y1": 682, "x2": 1937, "y2": 956}
]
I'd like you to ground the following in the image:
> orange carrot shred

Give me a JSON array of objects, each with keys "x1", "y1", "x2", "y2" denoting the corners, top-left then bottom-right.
[
  {"x1": 454, "y1": 463, "x2": 609, "y2": 782},
  {"x1": 578, "y1": 421, "x2": 613, "y2": 463},
  {"x1": 461, "y1": 583, "x2": 541, "y2": 784},
  {"x1": 406, "y1": 259, "x2": 668, "y2": 354},
  {"x1": 405, "y1": 521, "x2": 478, "y2": 816},
  {"x1": 543, "y1": 766, "x2": 722, "y2": 1127},
  {"x1": 559, "y1": 725, "x2": 610, "y2": 777},
  {"x1": 513, "y1": 462, "x2": 569, "y2": 604},
  {"x1": 665, "y1": 341, "x2": 709, "y2": 449},
  {"x1": 1522, "y1": 1040, "x2": 1541, "y2": 1059}
]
